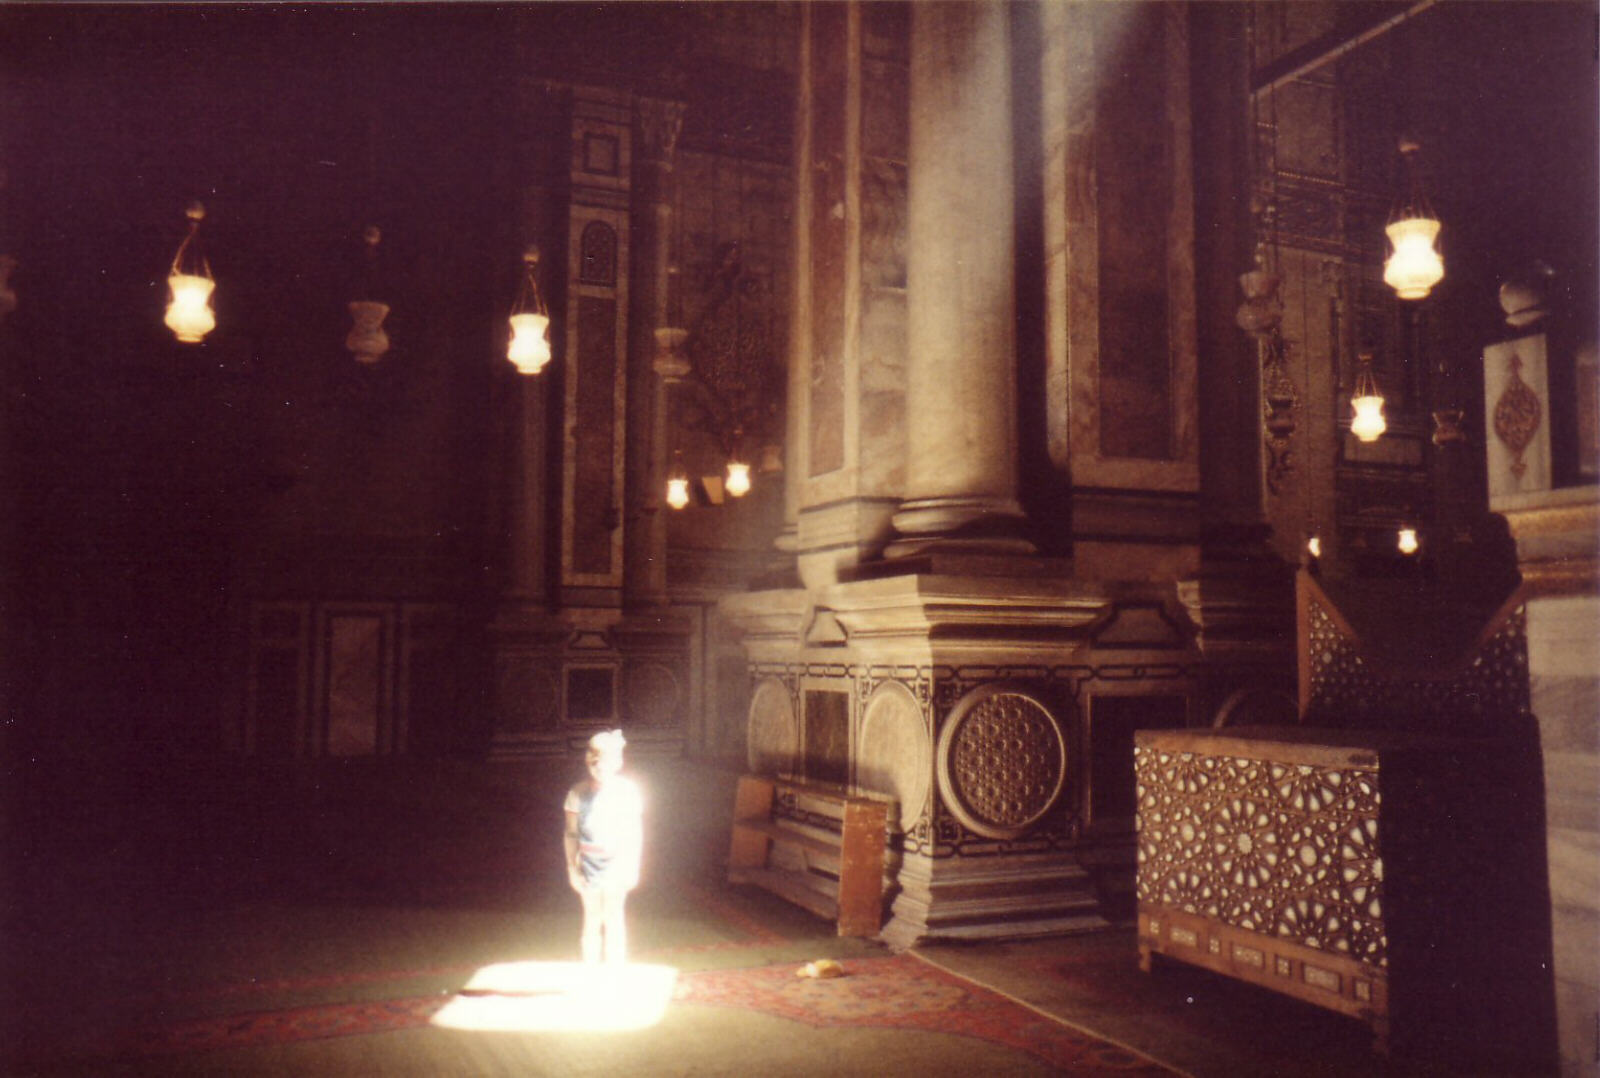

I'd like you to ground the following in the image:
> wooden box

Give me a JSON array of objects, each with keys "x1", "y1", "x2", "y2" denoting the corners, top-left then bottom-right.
[
  {"x1": 728, "y1": 775, "x2": 891, "y2": 937},
  {"x1": 1135, "y1": 726, "x2": 1551, "y2": 1065}
]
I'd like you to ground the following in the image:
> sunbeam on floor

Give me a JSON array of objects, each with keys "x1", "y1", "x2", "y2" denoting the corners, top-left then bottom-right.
[{"x1": 430, "y1": 961, "x2": 680, "y2": 1033}]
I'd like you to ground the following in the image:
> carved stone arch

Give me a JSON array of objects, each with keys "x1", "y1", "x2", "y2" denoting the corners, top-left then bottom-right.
[
  {"x1": 746, "y1": 675, "x2": 799, "y2": 777},
  {"x1": 857, "y1": 679, "x2": 932, "y2": 832},
  {"x1": 935, "y1": 682, "x2": 1068, "y2": 840}
]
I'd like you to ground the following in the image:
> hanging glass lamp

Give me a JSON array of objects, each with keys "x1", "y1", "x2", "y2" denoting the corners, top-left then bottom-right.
[
  {"x1": 165, "y1": 201, "x2": 216, "y2": 343},
  {"x1": 508, "y1": 246, "x2": 551, "y2": 375},
  {"x1": 1382, "y1": 139, "x2": 1444, "y2": 301}
]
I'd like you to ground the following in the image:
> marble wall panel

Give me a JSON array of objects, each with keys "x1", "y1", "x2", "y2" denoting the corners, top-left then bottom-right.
[
  {"x1": 1052, "y1": 3, "x2": 1199, "y2": 495},
  {"x1": 571, "y1": 295, "x2": 619, "y2": 577},
  {"x1": 1527, "y1": 592, "x2": 1600, "y2": 1076},
  {"x1": 1095, "y1": 7, "x2": 1172, "y2": 462}
]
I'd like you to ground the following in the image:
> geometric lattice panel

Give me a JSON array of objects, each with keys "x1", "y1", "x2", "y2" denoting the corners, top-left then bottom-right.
[
  {"x1": 1304, "y1": 590, "x2": 1530, "y2": 729},
  {"x1": 1136, "y1": 744, "x2": 1387, "y2": 968}
]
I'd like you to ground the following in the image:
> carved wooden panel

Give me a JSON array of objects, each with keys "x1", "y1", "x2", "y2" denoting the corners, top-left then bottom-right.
[
  {"x1": 1299, "y1": 576, "x2": 1531, "y2": 729},
  {"x1": 1136, "y1": 739, "x2": 1386, "y2": 967},
  {"x1": 1135, "y1": 725, "x2": 1554, "y2": 1063}
]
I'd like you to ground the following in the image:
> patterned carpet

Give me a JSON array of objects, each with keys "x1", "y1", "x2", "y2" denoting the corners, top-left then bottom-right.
[
  {"x1": 5, "y1": 759, "x2": 1192, "y2": 1076},
  {"x1": 88, "y1": 952, "x2": 1177, "y2": 1075}
]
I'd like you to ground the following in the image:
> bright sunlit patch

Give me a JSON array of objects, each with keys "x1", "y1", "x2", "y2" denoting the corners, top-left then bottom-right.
[{"x1": 429, "y1": 961, "x2": 678, "y2": 1033}]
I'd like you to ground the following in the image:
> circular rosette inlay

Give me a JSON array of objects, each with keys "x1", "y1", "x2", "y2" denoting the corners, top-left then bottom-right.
[
  {"x1": 935, "y1": 684, "x2": 1067, "y2": 840},
  {"x1": 856, "y1": 681, "x2": 932, "y2": 832},
  {"x1": 622, "y1": 661, "x2": 682, "y2": 726}
]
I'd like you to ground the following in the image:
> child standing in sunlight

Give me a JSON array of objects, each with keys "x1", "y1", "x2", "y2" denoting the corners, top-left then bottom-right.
[{"x1": 564, "y1": 729, "x2": 644, "y2": 964}]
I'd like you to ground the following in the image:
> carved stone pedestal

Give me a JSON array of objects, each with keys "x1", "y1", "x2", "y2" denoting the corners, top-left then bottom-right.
[{"x1": 724, "y1": 561, "x2": 1287, "y2": 947}]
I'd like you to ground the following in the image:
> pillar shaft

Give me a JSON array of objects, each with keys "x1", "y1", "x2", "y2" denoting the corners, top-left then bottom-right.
[
  {"x1": 623, "y1": 98, "x2": 685, "y2": 608},
  {"x1": 893, "y1": 1, "x2": 1030, "y2": 550}
]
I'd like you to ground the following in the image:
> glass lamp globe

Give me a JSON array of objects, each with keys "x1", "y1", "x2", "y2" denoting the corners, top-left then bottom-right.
[
  {"x1": 1350, "y1": 394, "x2": 1386, "y2": 442},
  {"x1": 665, "y1": 475, "x2": 690, "y2": 510},
  {"x1": 1383, "y1": 217, "x2": 1444, "y2": 300},
  {"x1": 165, "y1": 272, "x2": 216, "y2": 343},
  {"x1": 508, "y1": 312, "x2": 551, "y2": 374}
]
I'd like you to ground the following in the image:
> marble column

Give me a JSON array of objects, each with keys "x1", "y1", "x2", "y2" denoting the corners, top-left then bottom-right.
[
  {"x1": 623, "y1": 97, "x2": 685, "y2": 609},
  {"x1": 775, "y1": 15, "x2": 812, "y2": 560},
  {"x1": 1501, "y1": 491, "x2": 1600, "y2": 1077},
  {"x1": 489, "y1": 82, "x2": 572, "y2": 756},
  {"x1": 890, "y1": 1, "x2": 1032, "y2": 557}
]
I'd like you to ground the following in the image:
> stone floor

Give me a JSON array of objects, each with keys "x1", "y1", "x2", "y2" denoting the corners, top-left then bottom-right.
[{"x1": 0, "y1": 752, "x2": 1495, "y2": 1076}]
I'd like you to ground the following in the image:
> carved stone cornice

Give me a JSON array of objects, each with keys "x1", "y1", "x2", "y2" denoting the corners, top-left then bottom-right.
[
  {"x1": 719, "y1": 588, "x2": 809, "y2": 645},
  {"x1": 1499, "y1": 487, "x2": 1600, "y2": 597},
  {"x1": 822, "y1": 573, "x2": 1115, "y2": 647}
]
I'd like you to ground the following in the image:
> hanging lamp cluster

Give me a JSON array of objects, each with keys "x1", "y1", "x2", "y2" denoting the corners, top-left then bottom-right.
[
  {"x1": 664, "y1": 434, "x2": 758, "y2": 511},
  {"x1": 159, "y1": 204, "x2": 559, "y2": 379},
  {"x1": 1341, "y1": 141, "x2": 1445, "y2": 446}
]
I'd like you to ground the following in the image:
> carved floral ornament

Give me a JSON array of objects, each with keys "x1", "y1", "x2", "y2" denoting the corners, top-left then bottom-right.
[
  {"x1": 1492, "y1": 351, "x2": 1542, "y2": 479},
  {"x1": 934, "y1": 684, "x2": 1067, "y2": 841}
]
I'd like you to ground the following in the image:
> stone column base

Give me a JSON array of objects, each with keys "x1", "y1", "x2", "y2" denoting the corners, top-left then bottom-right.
[{"x1": 880, "y1": 850, "x2": 1110, "y2": 951}]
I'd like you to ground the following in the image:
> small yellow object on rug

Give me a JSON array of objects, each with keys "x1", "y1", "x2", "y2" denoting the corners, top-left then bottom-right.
[{"x1": 796, "y1": 959, "x2": 845, "y2": 979}]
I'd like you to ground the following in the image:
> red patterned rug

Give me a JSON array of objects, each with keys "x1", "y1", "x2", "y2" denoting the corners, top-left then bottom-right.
[
  {"x1": 97, "y1": 953, "x2": 1179, "y2": 1075},
  {"x1": 679, "y1": 953, "x2": 1179, "y2": 1076}
]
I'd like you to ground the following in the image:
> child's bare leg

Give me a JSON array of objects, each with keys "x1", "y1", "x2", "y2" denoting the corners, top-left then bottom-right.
[
  {"x1": 601, "y1": 889, "x2": 627, "y2": 964},
  {"x1": 580, "y1": 887, "x2": 604, "y2": 964}
]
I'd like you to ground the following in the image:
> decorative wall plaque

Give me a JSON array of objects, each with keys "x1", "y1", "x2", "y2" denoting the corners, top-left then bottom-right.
[{"x1": 1483, "y1": 335, "x2": 1551, "y2": 503}]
